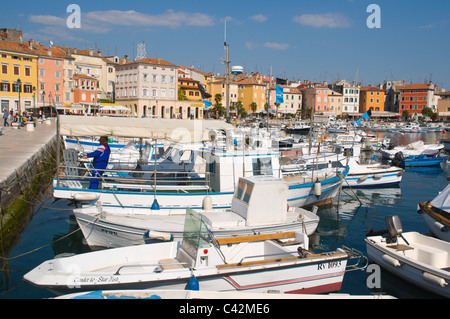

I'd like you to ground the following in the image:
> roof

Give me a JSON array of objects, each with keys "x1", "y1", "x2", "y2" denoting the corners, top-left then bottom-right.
[
  {"x1": 360, "y1": 86, "x2": 385, "y2": 92},
  {"x1": 121, "y1": 57, "x2": 178, "y2": 68},
  {"x1": 397, "y1": 83, "x2": 433, "y2": 91},
  {"x1": 0, "y1": 39, "x2": 38, "y2": 56}
]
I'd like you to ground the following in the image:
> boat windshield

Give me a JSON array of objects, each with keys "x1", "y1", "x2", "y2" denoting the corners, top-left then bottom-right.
[{"x1": 182, "y1": 208, "x2": 211, "y2": 253}]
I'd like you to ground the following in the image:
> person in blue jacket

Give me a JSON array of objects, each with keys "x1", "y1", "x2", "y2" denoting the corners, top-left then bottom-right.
[{"x1": 83, "y1": 136, "x2": 111, "y2": 189}]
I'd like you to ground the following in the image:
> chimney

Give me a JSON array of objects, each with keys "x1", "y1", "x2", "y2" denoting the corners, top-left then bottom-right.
[
  {"x1": 89, "y1": 48, "x2": 93, "y2": 56},
  {"x1": 403, "y1": 80, "x2": 406, "y2": 86},
  {"x1": 97, "y1": 49, "x2": 102, "y2": 56},
  {"x1": 28, "y1": 39, "x2": 34, "y2": 50},
  {"x1": 124, "y1": 55, "x2": 129, "y2": 63},
  {"x1": 47, "y1": 50, "x2": 52, "y2": 57}
]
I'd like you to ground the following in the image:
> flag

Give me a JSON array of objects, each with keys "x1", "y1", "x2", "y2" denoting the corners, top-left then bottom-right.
[
  {"x1": 276, "y1": 85, "x2": 284, "y2": 104},
  {"x1": 362, "y1": 109, "x2": 372, "y2": 120},
  {"x1": 198, "y1": 83, "x2": 212, "y2": 99},
  {"x1": 203, "y1": 100, "x2": 212, "y2": 109},
  {"x1": 356, "y1": 118, "x2": 362, "y2": 126}
]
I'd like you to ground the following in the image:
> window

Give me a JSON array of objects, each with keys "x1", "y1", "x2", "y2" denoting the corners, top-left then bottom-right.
[
  {"x1": 65, "y1": 92, "x2": 70, "y2": 101},
  {"x1": 161, "y1": 75, "x2": 166, "y2": 83},
  {"x1": 143, "y1": 73, "x2": 148, "y2": 82},
  {"x1": 55, "y1": 84, "x2": 60, "y2": 91},
  {"x1": 252, "y1": 158, "x2": 272, "y2": 176},
  {"x1": 56, "y1": 60, "x2": 60, "y2": 66},
  {"x1": 39, "y1": 69, "x2": 45, "y2": 77},
  {"x1": 1, "y1": 83, "x2": 9, "y2": 92},
  {"x1": 81, "y1": 93, "x2": 86, "y2": 101},
  {"x1": 39, "y1": 58, "x2": 44, "y2": 64},
  {"x1": 152, "y1": 75, "x2": 157, "y2": 82},
  {"x1": 142, "y1": 88, "x2": 148, "y2": 96},
  {"x1": 25, "y1": 66, "x2": 31, "y2": 76},
  {"x1": 1, "y1": 64, "x2": 7, "y2": 74},
  {"x1": 152, "y1": 88, "x2": 157, "y2": 97},
  {"x1": 24, "y1": 85, "x2": 32, "y2": 93},
  {"x1": 14, "y1": 65, "x2": 19, "y2": 75},
  {"x1": 55, "y1": 70, "x2": 60, "y2": 79}
]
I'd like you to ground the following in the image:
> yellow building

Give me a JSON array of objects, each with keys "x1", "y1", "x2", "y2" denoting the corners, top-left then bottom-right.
[
  {"x1": 359, "y1": 86, "x2": 385, "y2": 113},
  {"x1": 236, "y1": 74, "x2": 266, "y2": 113},
  {"x1": 0, "y1": 40, "x2": 38, "y2": 113}
]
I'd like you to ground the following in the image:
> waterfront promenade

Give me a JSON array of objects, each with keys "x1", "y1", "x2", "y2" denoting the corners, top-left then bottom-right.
[{"x1": 0, "y1": 119, "x2": 56, "y2": 184}]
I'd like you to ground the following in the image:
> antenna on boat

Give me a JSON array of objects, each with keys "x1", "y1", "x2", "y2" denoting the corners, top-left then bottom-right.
[{"x1": 224, "y1": 20, "x2": 230, "y2": 122}]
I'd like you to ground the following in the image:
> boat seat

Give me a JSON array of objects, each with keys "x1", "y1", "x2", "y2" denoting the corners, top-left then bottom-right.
[
  {"x1": 158, "y1": 258, "x2": 186, "y2": 270},
  {"x1": 387, "y1": 244, "x2": 414, "y2": 252},
  {"x1": 62, "y1": 180, "x2": 83, "y2": 189}
]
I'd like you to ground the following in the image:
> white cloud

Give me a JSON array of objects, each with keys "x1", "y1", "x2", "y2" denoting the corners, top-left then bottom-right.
[
  {"x1": 245, "y1": 42, "x2": 289, "y2": 50},
  {"x1": 28, "y1": 9, "x2": 215, "y2": 33},
  {"x1": 293, "y1": 13, "x2": 351, "y2": 28},
  {"x1": 250, "y1": 14, "x2": 267, "y2": 22},
  {"x1": 264, "y1": 42, "x2": 289, "y2": 50}
]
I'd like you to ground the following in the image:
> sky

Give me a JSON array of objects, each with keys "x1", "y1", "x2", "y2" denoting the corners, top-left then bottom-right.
[{"x1": 2, "y1": 0, "x2": 450, "y2": 89}]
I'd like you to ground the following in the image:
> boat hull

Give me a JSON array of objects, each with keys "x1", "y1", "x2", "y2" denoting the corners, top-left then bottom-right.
[
  {"x1": 24, "y1": 241, "x2": 350, "y2": 296},
  {"x1": 344, "y1": 170, "x2": 403, "y2": 188},
  {"x1": 74, "y1": 209, "x2": 319, "y2": 249},
  {"x1": 418, "y1": 202, "x2": 450, "y2": 242},
  {"x1": 53, "y1": 174, "x2": 344, "y2": 210}
]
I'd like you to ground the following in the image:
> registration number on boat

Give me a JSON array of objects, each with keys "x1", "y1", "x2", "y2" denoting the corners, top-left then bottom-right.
[{"x1": 317, "y1": 261, "x2": 341, "y2": 270}]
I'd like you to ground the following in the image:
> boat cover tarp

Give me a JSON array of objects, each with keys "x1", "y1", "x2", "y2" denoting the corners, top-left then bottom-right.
[
  {"x1": 58, "y1": 115, "x2": 234, "y2": 143},
  {"x1": 431, "y1": 183, "x2": 450, "y2": 212}
]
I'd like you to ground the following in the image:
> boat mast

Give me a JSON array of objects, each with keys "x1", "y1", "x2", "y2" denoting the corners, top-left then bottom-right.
[{"x1": 224, "y1": 20, "x2": 230, "y2": 122}]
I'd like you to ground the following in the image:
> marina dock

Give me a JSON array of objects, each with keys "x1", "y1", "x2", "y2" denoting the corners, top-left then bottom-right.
[{"x1": 0, "y1": 119, "x2": 57, "y2": 251}]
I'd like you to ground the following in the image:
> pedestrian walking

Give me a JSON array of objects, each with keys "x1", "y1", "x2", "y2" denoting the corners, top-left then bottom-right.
[{"x1": 3, "y1": 109, "x2": 9, "y2": 126}]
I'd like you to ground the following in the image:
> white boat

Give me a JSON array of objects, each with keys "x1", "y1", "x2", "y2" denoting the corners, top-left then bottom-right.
[
  {"x1": 24, "y1": 208, "x2": 367, "y2": 296},
  {"x1": 381, "y1": 140, "x2": 444, "y2": 160},
  {"x1": 282, "y1": 144, "x2": 403, "y2": 188},
  {"x1": 418, "y1": 183, "x2": 450, "y2": 242},
  {"x1": 54, "y1": 115, "x2": 347, "y2": 210},
  {"x1": 365, "y1": 215, "x2": 450, "y2": 298},
  {"x1": 342, "y1": 158, "x2": 404, "y2": 188},
  {"x1": 74, "y1": 175, "x2": 320, "y2": 249}
]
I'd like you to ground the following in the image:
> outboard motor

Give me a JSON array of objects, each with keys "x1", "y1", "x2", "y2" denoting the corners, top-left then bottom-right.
[
  {"x1": 385, "y1": 215, "x2": 410, "y2": 245},
  {"x1": 391, "y1": 151, "x2": 403, "y2": 166}
]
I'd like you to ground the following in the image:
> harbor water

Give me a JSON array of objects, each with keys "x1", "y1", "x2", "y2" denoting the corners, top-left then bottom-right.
[{"x1": 1, "y1": 130, "x2": 449, "y2": 299}]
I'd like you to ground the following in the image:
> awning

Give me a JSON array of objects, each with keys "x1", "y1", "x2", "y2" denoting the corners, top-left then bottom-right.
[
  {"x1": 58, "y1": 115, "x2": 234, "y2": 143},
  {"x1": 99, "y1": 104, "x2": 130, "y2": 112}
]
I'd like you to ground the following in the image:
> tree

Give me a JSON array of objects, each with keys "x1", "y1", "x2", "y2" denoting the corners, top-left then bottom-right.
[
  {"x1": 422, "y1": 106, "x2": 434, "y2": 119},
  {"x1": 213, "y1": 93, "x2": 224, "y2": 118},
  {"x1": 249, "y1": 102, "x2": 257, "y2": 116},
  {"x1": 402, "y1": 110, "x2": 409, "y2": 120},
  {"x1": 178, "y1": 89, "x2": 188, "y2": 101}
]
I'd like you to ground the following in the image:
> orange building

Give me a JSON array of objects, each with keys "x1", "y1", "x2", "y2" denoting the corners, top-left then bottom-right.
[
  {"x1": 398, "y1": 82, "x2": 435, "y2": 117},
  {"x1": 73, "y1": 74, "x2": 98, "y2": 105},
  {"x1": 359, "y1": 86, "x2": 385, "y2": 113}
]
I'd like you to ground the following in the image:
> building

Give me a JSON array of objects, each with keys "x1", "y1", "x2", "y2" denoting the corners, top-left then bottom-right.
[
  {"x1": 397, "y1": 82, "x2": 435, "y2": 118},
  {"x1": 205, "y1": 74, "x2": 238, "y2": 112},
  {"x1": 235, "y1": 73, "x2": 266, "y2": 113},
  {"x1": 437, "y1": 91, "x2": 450, "y2": 121},
  {"x1": 33, "y1": 42, "x2": 65, "y2": 110},
  {"x1": 178, "y1": 77, "x2": 202, "y2": 101},
  {"x1": 73, "y1": 74, "x2": 98, "y2": 105},
  {"x1": 359, "y1": 86, "x2": 385, "y2": 113},
  {"x1": 329, "y1": 80, "x2": 360, "y2": 115},
  {"x1": 0, "y1": 39, "x2": 38, "y2": 115},
  {"x1": 327, "y1": 90, "x2": 343, "y2": 117},
  {"x1": 278, "y1": 86, "x2": 302, "y2": 116},
  {"x1": 115, "y1": 57, "x2": 203, "y2": 119},
  {"x1": 300, "y1": 84, "x2": 329, "y2": 114},
  {"x1": 55, "y1": 46, "x2": 104, "y2": 106}
]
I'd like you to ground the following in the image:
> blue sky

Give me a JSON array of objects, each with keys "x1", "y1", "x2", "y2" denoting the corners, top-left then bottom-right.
[{"x1": 3, "y1": 0, "x2": 450, "y2": 89}]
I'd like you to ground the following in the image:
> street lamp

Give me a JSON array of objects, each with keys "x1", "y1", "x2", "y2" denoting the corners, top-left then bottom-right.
[
  {"x1": 32, "y1": 86, "x2": 36, "y2": 122},
  {"x1": 16, "y1": 78, "x2": 21, "y2": 124},
  {"x1": 42, "y1": 90, "x2": 45, "y2": 119}
]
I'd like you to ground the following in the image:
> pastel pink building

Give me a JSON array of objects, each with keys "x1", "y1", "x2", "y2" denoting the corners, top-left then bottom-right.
[
  {"x1": 34, "y1": 43, "x2": 65, "y2": 109},
  {"x1": 301, "y1": 84, "x2": 329, "y2": 113}
]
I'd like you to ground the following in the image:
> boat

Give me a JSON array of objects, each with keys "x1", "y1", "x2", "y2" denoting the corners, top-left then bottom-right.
[
  {"x1": 24, "y1": 208, "x2": 367, "y2": 296},
  {"x1": 282, "y1": 144, "x2": 403, "y2": 188},
  {"x1": 418, "y1": 183, "x2": 450, "y2": 242},
  {"x1": 74, "y1": 175, "x2": 320, "y2": 249},
  {"x1": 381, "y1": 140, "x2": 444, "y2": 160},
  {"x1": 284, "y1": 122, "x2": 311, "y2": 135},
  {"x1": 391, "y1": 149, "x2": 448, "y2": 168},
  {"x1": 439, "y1": 139, "x2": 450, "y2": 153},
  {"x1": 54, "y1": 115, "x2": 348, "y2": 210},
  {"x1": 365, "y1": 215, "x2": 450, "y2": 298},
  {"x1": 342, "y1": 158, "x2": 404, "y2": 188}
]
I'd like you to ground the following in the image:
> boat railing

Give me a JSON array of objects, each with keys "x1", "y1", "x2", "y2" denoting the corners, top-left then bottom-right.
[
  {"x1": 341, "y1": 246, "x2": 369, "y2": 272},
  {"x1": 113, "y1": 261, "x2": 191, "y2": 275}
]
